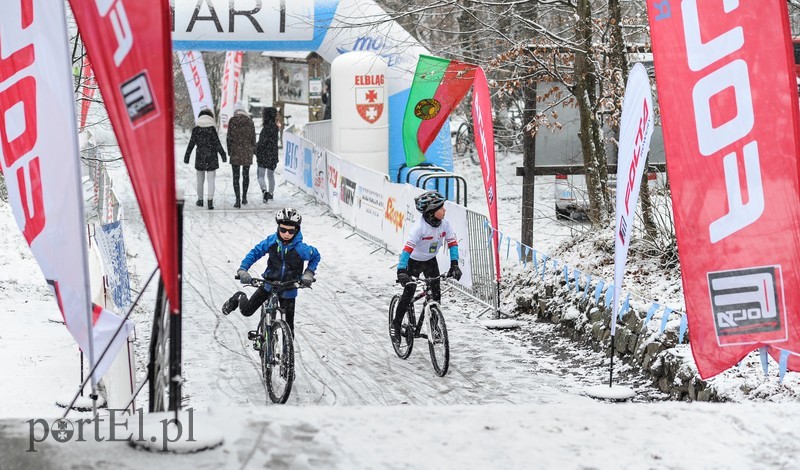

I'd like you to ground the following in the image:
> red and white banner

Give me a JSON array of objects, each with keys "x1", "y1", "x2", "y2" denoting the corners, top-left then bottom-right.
[
  {"x1": 471, "y1": 67, "x2": 500, "y2": 281},
  {"x1": 219, "y1": 51, "x2": 243, "y2": 133},
  {"x1": 612, "y1": 63, "x2": 654, "y2": 335},
  {"x1": 79, "y1": 54, "x2": 96, "y2": 131},
  {"x1": 69, "y1": 0, "x2": 179, "y2": 313},
  {"x1": 648, "y1": 0, "x2": 800, "y2": 377},
  {"x1": 0, "y1": 1, "x2": 133, "y2": 383},
  {"x1": 177, "y1": 50, "x2": 214, "y2": 124}
]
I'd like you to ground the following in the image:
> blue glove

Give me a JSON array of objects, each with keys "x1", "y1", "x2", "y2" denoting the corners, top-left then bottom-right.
[
  {"x1": 237, "y1": 269, "x2": 252, "y2": 284},
  {"x1": 300, "y1": 269, "x2": 315, "y2": 287}
]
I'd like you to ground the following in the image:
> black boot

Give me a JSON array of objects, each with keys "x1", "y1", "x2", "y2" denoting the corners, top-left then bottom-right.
[
  {"x1": 234, "y1": 198, "x2": 241, "y2": 209},
  {"x1": 207, "y1": 199, "x2": 214, "y2": 210},
  {"x1": 242, "y1": 195, "x2": 248, "y2": 205},
  {"x1": 262, "y1": 190, "x2": 269, "y2": 203},
  {"x1": 242, "y1": 178, "x2": 249, "y2": 205},
  {"x1": 267, "y1": 192, "x2": 273, "y2": 201},
  {"x1": 196, "y1": 199, "x2": 203, "y2": 207}
]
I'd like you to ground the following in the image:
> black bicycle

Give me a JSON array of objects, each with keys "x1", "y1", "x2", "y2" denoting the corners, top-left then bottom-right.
[
  {"x1": 388, "y1": 275, "x2": 451, "y2": 376},
  {"x1": 241, "y1": 277, "x2": 303, "y2": 404}
]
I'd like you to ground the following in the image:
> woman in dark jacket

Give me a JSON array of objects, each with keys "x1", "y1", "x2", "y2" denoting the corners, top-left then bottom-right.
[
  {"x1": 255, "y1": 107, "x2": 280, "y2": 203},
  {"x1": 184, "y1": 108, "x2": 226, "y2": 210},
  {"x1": 226, "y1": 102, "x2": 256, "y2": 208}
]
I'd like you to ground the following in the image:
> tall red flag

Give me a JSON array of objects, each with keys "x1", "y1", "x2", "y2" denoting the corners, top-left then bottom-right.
[
  {"x1": 647, "y1": 0, "x2": 800, "y2": 377},
  {"x1": 472, "y1": 67, "x2": 500, "y2": 282},
  {"x1": 79, "y1": 55, "x2": 95, "y2": 131},
  {"x1": 68, "y1": 0, "x2": 179, "y2": 312}
]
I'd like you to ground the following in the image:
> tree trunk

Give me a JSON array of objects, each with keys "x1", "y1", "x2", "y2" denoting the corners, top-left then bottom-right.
[
  {"x1": 574, "y1": 0, "x2": 606, "y2": 226},
  {"x1": 521, "y1": 82, "x2": 536, "y2": 252}
]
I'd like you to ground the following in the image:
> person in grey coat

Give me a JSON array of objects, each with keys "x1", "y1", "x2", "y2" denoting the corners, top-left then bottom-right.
[
  {"x1": 227, "y1": 102, "x2": 256, "y2": 208},
  {"x1": 184, "y1": 108, "x2": 226, "y2": 210},
  {"x1": 256, "y1": 107, "x2": 280, "y2": 203}
]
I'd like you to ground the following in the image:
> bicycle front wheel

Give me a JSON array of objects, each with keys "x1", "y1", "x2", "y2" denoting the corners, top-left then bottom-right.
[
  {"x1": 389, "y1": 295, "x2": 414, "y2": 359},
  {"x1": 427, "y1": 305, "x2": 450, "y2": 376},
  {"x1": 264, "y1": 318, "x2": 295, "y2": 404}
]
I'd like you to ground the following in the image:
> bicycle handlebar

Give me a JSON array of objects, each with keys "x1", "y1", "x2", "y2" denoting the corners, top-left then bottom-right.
[
  {"x1": 397, "y1": 274, "x2": 451, "y2": 287},
  {"x1": 234, "y1": 275, "x2": 311, "y2": 291}
]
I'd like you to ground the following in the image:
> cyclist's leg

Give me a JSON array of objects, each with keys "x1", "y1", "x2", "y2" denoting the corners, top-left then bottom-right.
[
  {"x1": 239, "y1": 287, "x2": 270, "y2": 317},
  {"x1": 421, "y1": 258, "x2": 442, "y2": 301},
  {"x1": 278, "y1": 297, "x2": 296, "y2": 335},
  {"x1": 393, "y1": 259, "x2": 423, "y2": 327}
]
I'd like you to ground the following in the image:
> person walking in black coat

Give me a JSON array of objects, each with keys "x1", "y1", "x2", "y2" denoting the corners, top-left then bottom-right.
[
  {"x1": 321, "y1": 77, "x2": 332, "y2": 120},
  {"x1": 184, "y1": 108, "x2": 226, "y2": 209},
  {"x1": 227, "y1": 102, "x2": 256, "y2": 208},
  {"x1": 256, "y1": 107, "x2": 280, "y2": 203}
]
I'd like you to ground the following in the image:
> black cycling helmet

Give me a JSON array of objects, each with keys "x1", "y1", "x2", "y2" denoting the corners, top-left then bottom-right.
[
  {"x1": 276, "y1": 207, "x2": 302, "y2": 227},
  {"x1": 415, "y1": 190, "x2": 446, "y2": 214}
]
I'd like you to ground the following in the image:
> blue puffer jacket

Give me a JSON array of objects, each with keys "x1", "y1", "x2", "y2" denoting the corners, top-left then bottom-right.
[{"x1": 239, "y1": 230, "x2": 321, "y2": 298}]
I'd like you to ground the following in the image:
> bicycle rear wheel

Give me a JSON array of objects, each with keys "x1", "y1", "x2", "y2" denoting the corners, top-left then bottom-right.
[
  {"x1": 427, "y1": 305, "x2": 450, "y2": 376},
  {"x1": 389, "y1": 295, "x2": 414, "y2": 359},
  {"x1": 264, "y1": 318, "x2": 295, "y2": 404}
]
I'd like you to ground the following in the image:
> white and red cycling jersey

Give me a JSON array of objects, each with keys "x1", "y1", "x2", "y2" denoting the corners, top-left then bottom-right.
[{"x1": 400, "y1": 217, "x2": 458, "y2": 265}]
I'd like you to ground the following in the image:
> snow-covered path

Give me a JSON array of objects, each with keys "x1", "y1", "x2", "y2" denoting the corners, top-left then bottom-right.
[{"x1": 175, "y1": 174, "x2": 585, "y2": 409}]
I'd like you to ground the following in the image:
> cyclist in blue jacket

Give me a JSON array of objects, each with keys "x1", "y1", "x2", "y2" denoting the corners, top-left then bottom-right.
[
  {"x1": 391, "y1": 190, "x2": 462, "y2": 344},
  {"x1": 222, "y1": 207, "x2": 321, "y2": 334}
]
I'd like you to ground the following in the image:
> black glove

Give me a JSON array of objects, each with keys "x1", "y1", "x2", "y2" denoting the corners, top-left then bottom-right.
[
  {"x1": 300, "y1": 269, "x2": 315, "y2": 287},
  {"x1": 184, "y1": 156, "x2": 190, "y2": 164},
  {"x1": 448, "y1": 260, "x2": 462, "y2": 281},
  {"x1": 237, "y1": 269, "x2": 252, "y2": 284},
  {"x1": 397, "y1": 269, "x2": 411, "y2": 286}
]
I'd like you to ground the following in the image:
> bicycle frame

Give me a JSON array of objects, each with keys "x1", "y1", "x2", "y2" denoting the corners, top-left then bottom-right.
[{"x1": 406, "y1": 276, "x2": 445, "y2": 339}]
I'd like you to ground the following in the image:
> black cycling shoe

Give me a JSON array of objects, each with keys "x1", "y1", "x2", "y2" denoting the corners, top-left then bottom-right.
[{"x1": 222, "y1": 293, "x2": 244, "y2": 315}]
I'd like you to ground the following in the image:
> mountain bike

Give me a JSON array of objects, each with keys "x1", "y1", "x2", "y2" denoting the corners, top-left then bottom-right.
[
  {"x1": 388, "y1": 275, "x2": 451, "y2": 376},
  {"x1": 241, "y1": 277, "x2": 304, "y2": 404}
]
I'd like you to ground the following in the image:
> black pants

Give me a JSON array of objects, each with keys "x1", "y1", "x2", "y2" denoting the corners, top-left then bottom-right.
[
  {"x1": 393, "y1": 258, "x2": 441, "y2": 326},
  {"x1": 231, "y1": 164, "x2": 250, "y2": 201},
  {"x1": 231, "y1": 287, "x2": 297, "y2": 334}
]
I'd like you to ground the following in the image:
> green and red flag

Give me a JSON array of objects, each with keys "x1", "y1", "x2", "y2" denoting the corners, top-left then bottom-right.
[{"x1": 402, "y1": 55, "x2": 477, "y2": 167}]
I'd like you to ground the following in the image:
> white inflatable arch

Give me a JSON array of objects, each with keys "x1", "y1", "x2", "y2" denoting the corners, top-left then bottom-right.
[{"x1": 171, "y1": 0, "x2": 454, "y2": 181}]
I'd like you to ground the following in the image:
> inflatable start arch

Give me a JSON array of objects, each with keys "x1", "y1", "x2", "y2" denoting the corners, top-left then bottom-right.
[{"x1": 171, "y1": 0, "x2": 454, "y2": 181}]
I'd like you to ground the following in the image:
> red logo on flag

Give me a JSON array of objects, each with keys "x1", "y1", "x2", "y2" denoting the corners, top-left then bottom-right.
[{"x1": 355, "y1": 86, "x2": 383, "y2": 123}]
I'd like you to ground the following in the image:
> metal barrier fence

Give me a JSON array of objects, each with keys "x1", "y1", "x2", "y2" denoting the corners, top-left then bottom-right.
[{"x1": 304, "y1": 120, "x2": 331, "y2": 150}]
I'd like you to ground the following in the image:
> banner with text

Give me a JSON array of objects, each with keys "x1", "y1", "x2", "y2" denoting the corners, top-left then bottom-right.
[{"x1": 648, "y1": 0, "x2": 800, "y2": 377}]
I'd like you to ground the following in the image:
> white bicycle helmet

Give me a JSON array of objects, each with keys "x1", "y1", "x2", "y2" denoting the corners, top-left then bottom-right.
[
  {"x1": 414, "y1": 190, "x2": 446, "y2": 213},
  {"x1": 276, "y1": 207, "x2": 302, "y2": 226}
]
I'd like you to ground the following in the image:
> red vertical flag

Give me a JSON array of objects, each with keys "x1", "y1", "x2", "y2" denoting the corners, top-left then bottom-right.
[
  {"x1": 79, "y1": 55, "x2": 95, "y2": 131},
  {"x1": 68, "y1": 0, "x2": 179, "y2": 312},
  {"x1": 472, "y1": 67, "x2": 500, "y2": 282},
  {"x1": 647, "y1": 0, "x2": 800, "y2": 377}
]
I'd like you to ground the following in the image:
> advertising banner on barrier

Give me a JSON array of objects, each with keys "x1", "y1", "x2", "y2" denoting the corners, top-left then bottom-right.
[
  {"x1": 69, "y1": 0, "x2": 179, "y2": 313},
  {"x1": 326, "y1": 152, "x2": 342, "y2": 216},
  {"x1": 612, "y1": 63, "x2": 654, "y2": 336},
  {"x1": 648, "y1": 0, "x2": 800, "y2": 377},
  {"x1": 312, "y1": 146, "x2": 329, "y2": 204},
  {"x1": 177, "y1": 50, "x2": 214, "y2": 123},
  {"x1": 302, "y1": 141, "x2": 314, "y2": 194},
  {"x1": 283, "y1": 131, "x2": 304, "y2": 188},
  {"x1": 95, "y1": 221, "x2": 133, "y2": 311},
  {"x1": 355, "y1": 166, "x2": 387, "y2": 240},
  {"x1": 442, "y1": 202, "x2": 472, "y2": 289},
  {"x1": 0, "y1": 1, "x2": 133, "y2": 383},
  {"x1": 338, "y1": 158, "x2": 359, "y2": 226},
  {"x1": 382, "y1": 183, "x2": 412, "y2": 252}
]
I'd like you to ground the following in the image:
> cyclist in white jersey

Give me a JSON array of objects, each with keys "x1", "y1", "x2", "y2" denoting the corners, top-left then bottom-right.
[{"x1": 391, "y1": 190, "x2": 462, "y2": 343}]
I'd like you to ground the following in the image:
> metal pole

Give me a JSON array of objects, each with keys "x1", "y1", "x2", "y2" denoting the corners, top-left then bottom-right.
[
  {"x1": 609, "y1": 334, "x2": 615, "y2": 387},
  {"x1": 169, "y1": 199, "x2": 185, "y2": 414}
]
